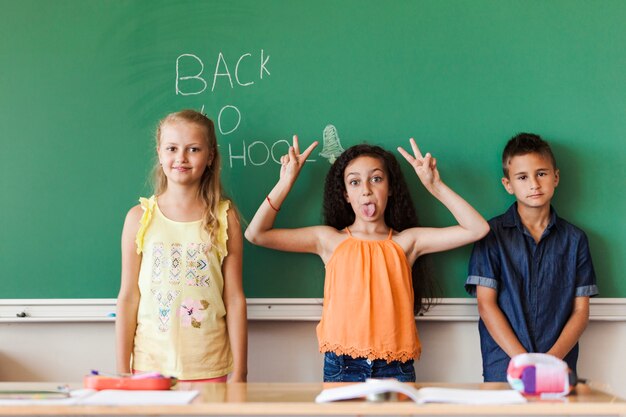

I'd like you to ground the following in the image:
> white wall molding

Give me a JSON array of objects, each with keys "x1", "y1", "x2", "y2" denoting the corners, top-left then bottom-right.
[{"x1": 1, "y1": 298, "x2": 625, "y2": 322}]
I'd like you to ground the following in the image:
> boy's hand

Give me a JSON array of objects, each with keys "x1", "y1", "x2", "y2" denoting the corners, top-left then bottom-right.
[
  {"x1": 397, "y1": 138, "x2": 441, "y2": 190},
  {"x1": 279, "y1": 135, "x2": 318, "y2": 184}
]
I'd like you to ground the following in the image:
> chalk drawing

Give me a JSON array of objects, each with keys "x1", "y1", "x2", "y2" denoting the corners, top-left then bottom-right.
[{"x1": 319, "y1": 124, "x2": 345, "y2": 163}]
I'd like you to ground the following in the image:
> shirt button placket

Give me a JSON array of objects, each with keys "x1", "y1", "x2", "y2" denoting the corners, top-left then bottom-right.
[{"x1": 530, "y1": 240, "x2": 539, "y2": 335}]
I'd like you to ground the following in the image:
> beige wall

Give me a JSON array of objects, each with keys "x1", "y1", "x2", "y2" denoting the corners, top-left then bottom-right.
[{"x1": 0, "y1": 320, "x2": 624, "y2": 397}]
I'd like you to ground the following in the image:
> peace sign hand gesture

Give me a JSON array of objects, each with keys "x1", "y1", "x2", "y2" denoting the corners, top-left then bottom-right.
[
  {"x1": 397, "y1": 138, "x2": 441, "y2": 191},
  {"x1": 279, "y1": 135, "x2": 318, "y2": 184}
]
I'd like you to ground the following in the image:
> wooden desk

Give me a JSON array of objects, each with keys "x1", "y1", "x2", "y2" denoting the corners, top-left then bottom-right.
[{"x1": 1, "y1": 382, "x2": 624, "y2": 416}]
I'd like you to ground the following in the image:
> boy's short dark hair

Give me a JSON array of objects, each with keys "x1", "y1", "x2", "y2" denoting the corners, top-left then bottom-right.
[{"x1": 502, "y1": 133, "x2": 557, "y2": 178}]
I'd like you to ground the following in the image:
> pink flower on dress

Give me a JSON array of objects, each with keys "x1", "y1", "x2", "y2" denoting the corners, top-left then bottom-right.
[{"x1": 179, "y1": 298, "x2": 209, "y2": 328}]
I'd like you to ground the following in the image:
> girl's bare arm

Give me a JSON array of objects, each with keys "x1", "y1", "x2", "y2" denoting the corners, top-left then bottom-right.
[
  {"x1": 222, "y1": 208, "x2": 248, "y2": 382},
  {"x1": 244, "y1": 136, "x2": 330, "y2": 255},
  {"x1": 397, "y1": 139, "x2": 489, "y2": 260},
  {"x1": 115, "y1": 205, "x2": 143, "y2": 374}
]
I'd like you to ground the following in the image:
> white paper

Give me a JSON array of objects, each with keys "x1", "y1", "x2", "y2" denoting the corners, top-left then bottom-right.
[
  {"x1": 0, "y1": 389, "x2": 94, "y2": 406},
  {"x1": 77, "y1": 390, "x2": 199, "y2": 406},
  {"x1": 316, "y1": 379, "x2": 526, "y2": 405}
]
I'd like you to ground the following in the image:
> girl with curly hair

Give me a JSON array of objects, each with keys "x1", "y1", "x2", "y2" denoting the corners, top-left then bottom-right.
[{"x1": 245, "y1": 136, "x2": 488, "y2": 382}]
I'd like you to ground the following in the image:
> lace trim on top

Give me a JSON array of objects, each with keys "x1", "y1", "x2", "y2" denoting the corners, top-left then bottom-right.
[
  {"x1": 215, "y1": 200, "x2": 230, "y2": 262},
  {"x1": 135, "y1": 196, "x2": 157, "y2": 254},
  {"x1": 319, "y1": 341, "x2": 419, "y2": 363},
  {"x1": 134, "y1": 196, "x2": 230, "y2": 261}
]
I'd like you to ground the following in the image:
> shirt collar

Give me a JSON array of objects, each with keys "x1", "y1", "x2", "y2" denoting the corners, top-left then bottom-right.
[{"x1": 502, "y1": 203, "x2": 560, "y2": 232}]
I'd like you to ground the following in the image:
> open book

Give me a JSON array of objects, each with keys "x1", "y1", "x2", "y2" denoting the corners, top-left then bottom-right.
[{"x1": 315, "y1": 379, "x2": 526, "y2": 405}]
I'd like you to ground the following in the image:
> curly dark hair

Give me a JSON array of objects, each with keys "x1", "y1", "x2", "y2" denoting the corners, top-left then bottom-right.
[{"x1": 322, "y1": 144, "x2": 437, "y2": 314}]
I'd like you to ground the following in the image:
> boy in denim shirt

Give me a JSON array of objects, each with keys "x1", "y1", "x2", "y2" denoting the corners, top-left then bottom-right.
[{"x1": 465, "y1": 133, "x2": 598, "y2": 382}]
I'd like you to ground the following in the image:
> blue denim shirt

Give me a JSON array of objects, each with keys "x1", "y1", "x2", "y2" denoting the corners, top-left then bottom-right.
[{"x1": 465, "y1": 203, "x2": 598, "y2": 382}]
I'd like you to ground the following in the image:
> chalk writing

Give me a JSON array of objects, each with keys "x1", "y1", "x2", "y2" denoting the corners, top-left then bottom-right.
[
  {"x1": 175, "y1": 50, "x2": 270, "y2": 95},
  {"x1": 217, "y1": 105, "x2": 241, "y2": 135},
  {"x1": 176, "y1": 49, "x2": 315, "y2": 168}
]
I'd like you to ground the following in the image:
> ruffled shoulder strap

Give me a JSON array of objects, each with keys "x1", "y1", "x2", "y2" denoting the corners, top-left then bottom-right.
[
  {"x1": 135, "y1": 196, "x2": 157, "y2": 255},
  {"x1": 215, "y1": 200, "x2": 231, "y2": 263}
]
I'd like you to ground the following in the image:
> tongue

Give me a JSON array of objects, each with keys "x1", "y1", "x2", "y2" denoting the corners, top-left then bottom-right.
[{"x1": 362, "y1": 203, "x2": 376, "y2": 217}]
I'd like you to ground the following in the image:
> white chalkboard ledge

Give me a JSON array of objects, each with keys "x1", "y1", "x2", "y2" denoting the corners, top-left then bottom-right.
[{"x1": 1, "y1": 298, "x2": 625, "y2": 323}]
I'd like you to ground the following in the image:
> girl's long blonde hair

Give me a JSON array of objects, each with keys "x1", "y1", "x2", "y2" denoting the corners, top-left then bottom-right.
[{"x1": 152, "y1": 109, "x2": 225, "y2": 247}]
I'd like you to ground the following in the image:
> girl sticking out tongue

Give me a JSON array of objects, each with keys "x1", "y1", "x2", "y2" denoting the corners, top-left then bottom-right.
[{"x1": 245, "y1": 136, "x2": 489, "y2": 382}]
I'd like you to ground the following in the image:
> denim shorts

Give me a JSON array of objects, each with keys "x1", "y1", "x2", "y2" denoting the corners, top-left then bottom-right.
[{"x1": 323, "y1": 352, "x2": 416, "y2": 382}]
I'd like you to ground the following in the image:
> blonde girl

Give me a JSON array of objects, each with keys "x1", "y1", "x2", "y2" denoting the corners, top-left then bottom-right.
[{"x1": 116, "y1": 110, "x2": 247, "y2": 382}]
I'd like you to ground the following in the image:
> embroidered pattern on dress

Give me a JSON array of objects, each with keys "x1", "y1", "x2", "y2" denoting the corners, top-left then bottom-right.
[
  {"x1": 151, "y1": 289, "x2": 181, "y2": 332},
  {"x1": 186, "y1": 243, "x2": 210, "y2": 287},
  {"x1": 179, "y1": 298, "x2": 210, "y2": 328},
  {"x1": 151, "y1": 243, "x2": 164, "y2": 283},
  {"x1": 169, "y1": 243, "x2": 182, "y2": 284}
]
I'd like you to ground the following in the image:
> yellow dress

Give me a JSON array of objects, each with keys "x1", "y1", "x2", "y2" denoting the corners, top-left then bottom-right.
[{"x1": 132, "y1": 196, "x2": 233, "y2": 379}]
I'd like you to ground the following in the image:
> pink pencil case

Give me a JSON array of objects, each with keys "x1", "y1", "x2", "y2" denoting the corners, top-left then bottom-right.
[{"x1": 84, "y1": 375, "x2": 176, "y2": 390}]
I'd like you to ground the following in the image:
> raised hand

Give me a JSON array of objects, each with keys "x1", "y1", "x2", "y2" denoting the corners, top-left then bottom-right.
[
  {"x1": 397, "y1": 138, "x2": 441, "y2": 190},
  {"x1": 279, "y1": 135, "x2": 318, "y2": 183}
]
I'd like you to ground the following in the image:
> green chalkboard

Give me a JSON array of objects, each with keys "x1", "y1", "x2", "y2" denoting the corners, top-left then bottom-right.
[{"x1": 1, "y1": 1, "x2": 624, "y2": 299}]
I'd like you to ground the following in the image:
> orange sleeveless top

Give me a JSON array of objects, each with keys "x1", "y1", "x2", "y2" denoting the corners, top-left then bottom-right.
[{"x1": 316, "y1": 229, "x2": 421, "y2": 362}]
